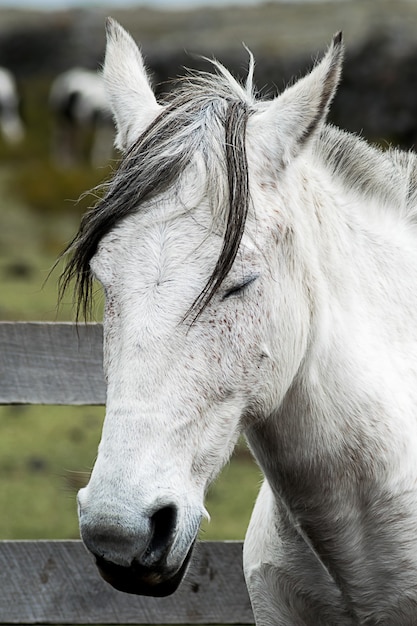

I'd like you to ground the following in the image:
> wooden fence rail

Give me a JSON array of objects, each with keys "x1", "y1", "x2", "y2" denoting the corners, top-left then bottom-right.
[{"x1": 0, "y1": 322, "x2": 254, "y2": 624}]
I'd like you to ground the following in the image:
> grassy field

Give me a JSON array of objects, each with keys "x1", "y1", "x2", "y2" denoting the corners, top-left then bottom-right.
[{"x1": 0, "y1": 81, "x2": 261, "y2": 542}]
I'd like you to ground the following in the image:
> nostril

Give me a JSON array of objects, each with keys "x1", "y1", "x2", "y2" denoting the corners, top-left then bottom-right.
[
  {"x1": 144, "y1": 505, "x2": 178, "y2": 564},
  {"x1": 150, "y1": 505, "x2": 177, "y2": 553},
  {"x1": 79, "y1": 504, "x2": 180, "y2": 569}
]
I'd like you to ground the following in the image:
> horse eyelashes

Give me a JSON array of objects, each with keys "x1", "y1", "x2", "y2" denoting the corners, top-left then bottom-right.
[{"x1": 222, "y1": 275, "x2": 259, "y2": 300}]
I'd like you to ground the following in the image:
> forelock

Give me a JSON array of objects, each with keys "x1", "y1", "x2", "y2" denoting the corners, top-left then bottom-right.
[{"x1": 59, "y1": 61, "x2": 254, "y2": 321}]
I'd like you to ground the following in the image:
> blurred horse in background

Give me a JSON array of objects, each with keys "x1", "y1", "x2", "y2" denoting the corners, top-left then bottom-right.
[
  {"x1": 49, "y1": 67, "x2": 114, "y2": 168},
  {"x1": 0, "y1": 67, "x2": 24, "y2": 145},
  {"x1": 61, "y1": 19, "x2": 417, "y2": 625}
]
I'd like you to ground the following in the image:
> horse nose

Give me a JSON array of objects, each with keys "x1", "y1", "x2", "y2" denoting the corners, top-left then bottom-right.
[
  {"x1": 79, "y1": 502, "x2": 178, "y2": 569},
  {"x1": 142, "y1": 505, "x2": 178, "y2": 566},
  {"x1": 94, "y1": 530, "x2": 195, "y2": 597}
]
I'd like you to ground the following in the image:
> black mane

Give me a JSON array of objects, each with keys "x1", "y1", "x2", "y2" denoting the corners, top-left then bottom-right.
[{"x1": 59, "y1": 74, "x2": 251, "y2": 320}]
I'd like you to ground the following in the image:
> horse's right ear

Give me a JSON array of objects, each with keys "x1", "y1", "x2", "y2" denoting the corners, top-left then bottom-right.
[{"x1": 103, "y1": 18, "x2": 163, "y2": 151}]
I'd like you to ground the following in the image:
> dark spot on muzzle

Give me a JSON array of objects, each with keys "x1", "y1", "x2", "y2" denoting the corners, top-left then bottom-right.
[{"x1": 95, "y1": 542, "x2": 195, "y2": 597}]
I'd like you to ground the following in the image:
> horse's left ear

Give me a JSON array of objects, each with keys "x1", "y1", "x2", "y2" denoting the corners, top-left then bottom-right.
[
  {"x1": 103, "y1": 18, "x2": 163, "y2": 151},
  {"x1": 251, "y1": 33, "x2": 343, "y2": 166}
]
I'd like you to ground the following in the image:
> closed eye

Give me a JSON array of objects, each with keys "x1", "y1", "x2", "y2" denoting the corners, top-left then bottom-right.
[{"x1": 222, "y1": 274, "x2": 259, "y2": 300}]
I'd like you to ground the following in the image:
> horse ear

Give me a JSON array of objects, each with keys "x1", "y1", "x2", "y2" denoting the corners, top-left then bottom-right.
[
  {"x1": 103, "y1": 18, "x2": 163, "y2": 151},
  {"x1": 252, "y1": 33, "x2": 343, "y2": 165}
]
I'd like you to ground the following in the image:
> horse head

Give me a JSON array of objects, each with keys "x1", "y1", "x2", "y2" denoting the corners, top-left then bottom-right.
[{"x1": 65, "y1": 18, "x2": 343, "y2": 597}]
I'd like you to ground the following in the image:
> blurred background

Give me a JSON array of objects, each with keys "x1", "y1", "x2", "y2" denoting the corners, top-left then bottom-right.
[{"x1": 0, "y1": 0, "x2": 415, "y2": 543}]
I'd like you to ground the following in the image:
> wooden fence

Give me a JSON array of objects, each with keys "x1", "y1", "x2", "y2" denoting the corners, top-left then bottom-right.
[{"x1": 0, "y1": 322, "x2": 254, "y2": 624}]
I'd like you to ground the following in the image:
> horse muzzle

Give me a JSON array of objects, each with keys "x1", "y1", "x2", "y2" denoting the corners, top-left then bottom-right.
[
  {"x1": 78, "y1": 495, "x2": 201, "y2": 597},
  {"x1": 95, "y1": 542, "x2": 195, "y2": 596}
]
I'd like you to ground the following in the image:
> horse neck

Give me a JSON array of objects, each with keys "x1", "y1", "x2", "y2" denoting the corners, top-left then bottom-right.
[
  {"x1": 246, "y1": 154, "x2": 417, "y2": 506},
  {"x1": 244, "y1": 154, "x2": 417, "y2": 606}
]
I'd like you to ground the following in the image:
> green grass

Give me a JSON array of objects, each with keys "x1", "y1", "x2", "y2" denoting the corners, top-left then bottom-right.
[
  {"x1": 0, "y1": 404, "x2": 104, "y2": 539},
  {"x1": 0, "y1": 401, "x2": 261, "y2": 540},
  {"x1": 200, "y1": 444, "x2": 261, "y2": 540}
]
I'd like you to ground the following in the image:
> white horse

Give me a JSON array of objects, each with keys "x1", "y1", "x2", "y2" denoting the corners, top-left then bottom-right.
[
  {"x1": 61, "y1": 18, "x2": 417, "y2": 624},
  {"x1": 49, "y1": 67, "x2": 114, "y2": 167},
  {"x1": 0, "y1": 67, "x2": 24, "y2": 145}
]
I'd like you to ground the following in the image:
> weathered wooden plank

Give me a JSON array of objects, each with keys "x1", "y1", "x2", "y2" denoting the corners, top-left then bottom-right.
[
  {"x1": 0, "y1": 540, "x2": 253, "y2": 624},
  {"x1": 0, "y1": 322, "x2": 105, "y2": 405}
]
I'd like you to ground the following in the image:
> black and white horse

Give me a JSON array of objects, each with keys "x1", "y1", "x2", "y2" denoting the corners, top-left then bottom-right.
[
  {"x1": 0, "y1": 67, "x2": 24, "y2": 145},
  {"x1": 49, "y1": 67, "x2": 114, "y2": 167}
]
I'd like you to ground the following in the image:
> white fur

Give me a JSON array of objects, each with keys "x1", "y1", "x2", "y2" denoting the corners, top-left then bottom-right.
[
  {"x1": 77, "y1": 21, "x2": 417, "y2": 623},
  {"x1": 103, "y1": 17, "x2": 163, "y2": 150}
]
